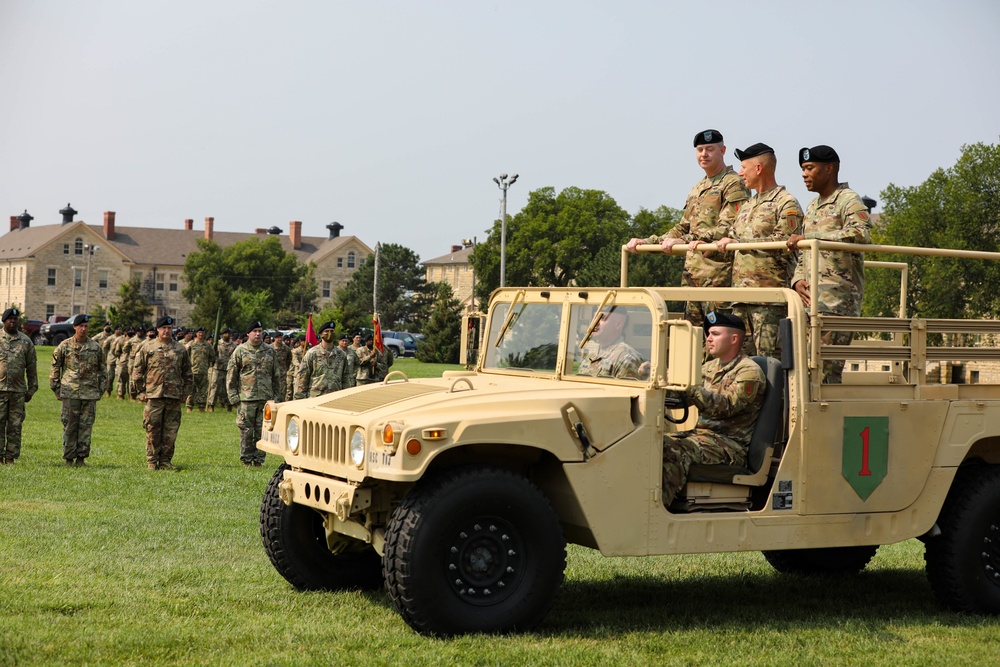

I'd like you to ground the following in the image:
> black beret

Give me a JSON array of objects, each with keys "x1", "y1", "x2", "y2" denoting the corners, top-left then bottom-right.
[
  {"x1": 195, "y1": 326, "x2": 206, "y2": 333},
  {"x1": 1, "y1": 307, "x2": 19, "y2": 322},
  {"x1": 246, "y1": 320, "x2": 263, "y2": 333},
  {"x1": 704, "y1": 311, "x2": 746, "y2": 332},
  {"x1": 693, "y1": 129, "x2": 723, "y2": 147},
  {"x1": 318, "y1": 320, "x2": 336, "y2": 334},
  {"x1": 155, "y1": 315, "x2": 174, "y2": 328},
  {"x1": 338, "y1": 333, "x2": 350, "y2": 341},
  {"x1": 733, "y1": 143, "x2": 775, "y2": 161},
  {"x1": 71, "y1": 314, "x2": 90, "y2": 327},
  {"x1": 799, "y1": 145, "x2": 840, "y2": 165}
]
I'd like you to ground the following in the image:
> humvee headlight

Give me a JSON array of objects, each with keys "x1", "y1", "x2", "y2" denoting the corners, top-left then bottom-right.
[
  {"x1": 287, "y1": 418, "x2": 299, "y2": 454},
  {"x1": 350, "y1": 429, "x2": 366, "y2": 467}
]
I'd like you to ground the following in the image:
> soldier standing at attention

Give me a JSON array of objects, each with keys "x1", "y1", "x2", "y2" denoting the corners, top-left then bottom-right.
[
  {"x1": 716, "y1": 143, "x2": 803, "y2": 359},
  {"x1": 103, "y1": 324, "x2": 122, "y2": 397},
  {"x1": 50, "y1": 314, "x2": 107, "y2": 467},
  {"x1": 285, "y1": 335, "x2": 306, "y2": 401},
  {"x1": 209, "y1": 328, "x2": 236, "y2": 412},
  {"x1": 128, "y1": 326, "x2": 155, "y2": 399},
  {"x1": 338, "y1": 334, "x2": 358, "y2": 388},
  {"x1": 662, "y1": 312, "x2": 764, "y2": 507},
  {"x1": 133, "y1": 315, "x2": 192, "y2": 471},
  {"x1": 0, "y1": 308, "x2": 38, "y2": 465},
  {"x1": 272, "y1": 334, "x2": 293, "y2": 401},
  {"x1": 186, "y1": 327, "x2": 216, "y2": 412},
  {"x1": 92, "y1": 322, "x2": 112, "y2": 347},
  {"x1": 295, "y1": 321, "x2": 352, "y2": 398},
  {"x1": 117, "y1": 326, "x2": 141, "y2": 400},
  {"x1": 626, "y1": 129, "x2": 750, "y2": 325},
  {"x1": 355, "y1": 335, "x2": 385, "y2": 386},
  {"x1": 787, "y1": 145, "x2": 873, "y2": 384},
  {"x1": 227, "y1": 321, "x2": 281, "y2": 467}
]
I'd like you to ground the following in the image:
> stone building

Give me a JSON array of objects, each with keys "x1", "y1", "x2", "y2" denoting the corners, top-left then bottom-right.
[
  {"x1": 0, "y1": 209, "x2": 371, "y2": 324},
  {"x1": 424, "y1": 242, "x2": 476, "y2": 311}
]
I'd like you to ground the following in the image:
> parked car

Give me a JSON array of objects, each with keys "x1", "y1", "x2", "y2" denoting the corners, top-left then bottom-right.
[
  {"x1": 21, "y1": 320, "x2": 46, "y2": 345},
  {"x1": 383, "y1": 330, "x2": 423, "y2": 357},
  {"x1": 37, "y1": 316, "x2": 74, "y2": 346}
]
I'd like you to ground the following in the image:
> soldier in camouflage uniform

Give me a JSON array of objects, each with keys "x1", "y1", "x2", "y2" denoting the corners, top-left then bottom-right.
[
  {"x1": 576, "y1": 308, "x2": 644, "y2": 380},
  {"x1": 209, "y1": 328, "x2": 236, "y2": 412},
  {"x1": 128, "y1": 327, "x2": 155, "y2": 399},
  {"x1": 296, "y1": 321, "x2": 353, "y2": 397},
  {"x1": 355, "y1": 335, "x2": 385, "y2": 386},
  {"x1": 626, "y1": 129, "x2": 750, "y2": 324},
  {"x1": 50, "y1": 315, "x2": 107, "y2": 467},
  {"x1": 717, "y1": 143, "x2": 803, "y2": 360},
  {"x1": 271, "y1": 334, "x2": 293, "y2": 401},
  {"x1": 285, "y1": 335, "x2": 306, "y2": 401},
  {"x1": 103, "y1": 324, "x2": 122, "y2": 396},
  {"x1": 92, "y1": 323, "x2": 111, "y2": 347},
  {"x1": 227, "y1": 321, "x2": 281, "y2": 467},
  {"x1": 186, "y1": 327, "x2": 216, "y2": 412},
  {"x1": 788, "y1": 145, "x2": 873, "y2": 384},
  {"x1": 133, "y1": 315, "x2": 192, "y2": 470},
  {"x1": 662, "y1": 313, "x2": 765, "y2": 506},
  {"x1": 338, "y1": 334, "x2": 358, "y2": 388},
  {"x1": 113, "y1": 327, "x2": 136, "y2": 400},
  {"x1": 0, "y1": 308, "x2": 38, "y2": 464}
]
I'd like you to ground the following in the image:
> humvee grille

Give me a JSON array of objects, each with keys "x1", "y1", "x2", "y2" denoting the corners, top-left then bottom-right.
[
  {"x1": 300, "y1": 421, "x2": 349, "y2": 464},
  {"x1": 318, "y1": 383, "x2": 449, "y2": 413}
]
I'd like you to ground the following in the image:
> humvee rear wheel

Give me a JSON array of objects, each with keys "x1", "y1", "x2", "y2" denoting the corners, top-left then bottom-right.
[
  {"x1": 925, "y1": 465, "x2": 1000, "y2": 614},
  {"x1": 762, "y1": 545, "x2": 878, "y2": 575},
  {"x1": 382, "y1": 465, "x2": 566, "y2": 636},
  {"x1": 260, "y1": 464, "x2": 381, "y2": 591}
]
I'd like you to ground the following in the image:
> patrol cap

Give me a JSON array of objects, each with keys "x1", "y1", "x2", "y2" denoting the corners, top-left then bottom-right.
[
  {"x1": 693, "y1": 129, "x2": 723, "y2": 147},
  {"x1": 70, "y1": 314, "x2": 90, "y2": 327},
  {"x1": 318, "y1": 321, "x2": 336, "y2": 335},
  {"x1": 799, "y1": 145, "x2": 840, "y2": 165},
  {"x1": 704, "y1": 311, "x2": 746, "y2": 332},
  {"x1": 246, "y1": 320, "x2": 263, "y2": 333},
  {"x1": 155, "y1": 315, "x2": 174, "y2": 329},
  {"x1": 733, "y1": 143, "x2": 775, "y2": 161},
  {"x1": 1, "y1": 307, "x2": 20, "y2": 322}
]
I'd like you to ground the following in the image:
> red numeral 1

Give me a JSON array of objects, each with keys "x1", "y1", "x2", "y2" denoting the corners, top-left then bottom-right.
[{"x1": 859, "y1": 426, "x2": 872, "y2": 476}]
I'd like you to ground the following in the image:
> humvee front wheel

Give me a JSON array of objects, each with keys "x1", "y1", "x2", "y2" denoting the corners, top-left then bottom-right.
[
  {"x1": 925, "y1": 465, "x2": 1000, "y2": 614},
  {"x1": 383, "y1": 466, "x2": 566, "y2": 636},
  {"x1": 762, "y1": 545, "x2": 878, "y2": 575},
  {"x1": 260, "y1": 464, "x2": 382, "y2": 591}
]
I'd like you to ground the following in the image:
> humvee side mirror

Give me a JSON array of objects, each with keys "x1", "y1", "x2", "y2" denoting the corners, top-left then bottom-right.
[{"x1": 666, "y1": 321, "x2": 703, "y2": 390}]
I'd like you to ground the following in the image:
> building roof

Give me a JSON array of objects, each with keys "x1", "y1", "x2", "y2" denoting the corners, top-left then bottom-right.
[{"x1": 424, "y1": 245, "x2": 473, "y2": 266}]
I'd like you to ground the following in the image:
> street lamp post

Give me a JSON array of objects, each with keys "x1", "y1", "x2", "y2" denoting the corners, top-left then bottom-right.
[
  {"x1": 83, "y1": 244, "x2": 99, "y2": 314},
  {"x1": 492, "y1": 173, "x2": 518, "y2": 287},
  {"x1": 462, "y1": 236, "x2": 477, "y2": 311}
]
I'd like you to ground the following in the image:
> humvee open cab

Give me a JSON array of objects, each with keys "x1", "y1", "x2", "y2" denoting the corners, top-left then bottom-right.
[{"x1": 257, "y1": 239, "x2": 1000, "y2": 636}]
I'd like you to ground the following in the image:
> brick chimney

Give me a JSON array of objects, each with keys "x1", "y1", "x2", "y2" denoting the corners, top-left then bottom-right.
[
  {"x1": 103, "y1": 211, "x2": 116, "y2": 240},
  {"x1": 290, "y1": 220, "x2": 302, "y2": 250},
  {"x1": 205, "y1": 216, "x2": 214, "y2": 241},
  {"x1": 9, "y1": 216, "x2": 18, "y2": 233},
  {"x1": 451, "y1": 245, "x2": 462, "y2": 253},
  {"x1": 255, "y1": 228, "x2": 267, "y2": 235},
  {"x1": 184, "y1": 218, "x2": 193, "y2": 231}
]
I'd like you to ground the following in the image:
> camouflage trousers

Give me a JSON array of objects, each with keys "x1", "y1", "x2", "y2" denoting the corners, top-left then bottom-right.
[
  {"x1": 284, "y1": 369, "x2": 295, "y2": 401},
  {"x1": 143, "y1": 398, "x2": 182, "y2": 466},
  {"x1": 106, "y1": 361, "x2": 117, "y2": 396},
  {"x1": 663, "y1": 428, "x2": 745, "y2": 506},
  {"x1": 61, "y1": 398, "x2": 97, "y2": 462},
  {"x1": 0, "y1": 391, "x2": 27, "y2": 461},
  {"x1": 821, "y1": 329, "x2": 855, "y2": 385},
  {"x1": 187, "y1": 371, "x2": 210, "y2": 410},
  {"x1": 116, "y1": 365, "x2": 130, "y2": 399},
  {"x1": 237, "y1": 400, "x2": 266, "y2": 465},
  {"x1": 733, "y1": 304, "x2": 785, "y2": 360},
  {"x1": 208, "y1": 368, "x2": 230, "y2": 409}
]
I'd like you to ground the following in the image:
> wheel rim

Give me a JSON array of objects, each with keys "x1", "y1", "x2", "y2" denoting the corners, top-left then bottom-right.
[
  {"x1": 985, "y1": 519, "x2": 1000, "y2": 589},
  {"x1": 446, "y1": 516, "x2": 524, "y2": 605}
]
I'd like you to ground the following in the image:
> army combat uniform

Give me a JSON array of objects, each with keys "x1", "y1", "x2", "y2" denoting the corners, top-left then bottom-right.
[
  {"x1": 728, "y1": 186, "x2": 803, "y2": 359},
  {"x1": 0, "y1": 323, "x2": 38, "y2": 463},
  {"x1": 285, "y1": 342, "x2": 305, "y2": 400},
  {"x1": 271, "y1": 339, "x2": 292, "y2": 401},
  {"x1": 133, "y1": 334, "x2": 192, "y2": 470},
  {"x1": 662, "y1": 353, "x2": 765, "y2": 505},
  {"x1": 791, "y1": 183, "x2": 872, "y2": 383},
  {"x1": 227, "y1": 340, "x2": 281, "y2": 466},
  {"x1": 114, "y1": 333, "x2": 136, "y2": 400},
  {"x1": 355, "y1": 345, "x2": 384, "y2": 386},
  {"x1": 103, "y1": 331, "x2": 121, "y2": 396},
  {"x1": 642, "y1": 166, "x2": 750, "y2": 324},
  {"x1": 577, "y1": 339, "x2": 643, "y2": 380},
  {"x1": 295, "y1": 344, "x2": 352, "y2": 398},
  {"x1": 186, "y1": 338, "x2": 216, "y2": 411},
  {"x1": 50, "y1": 334, "x2": 107, "y2": 465},
  {"x1": 209, "y1": 336, "x2": 236, "y2": 411}
]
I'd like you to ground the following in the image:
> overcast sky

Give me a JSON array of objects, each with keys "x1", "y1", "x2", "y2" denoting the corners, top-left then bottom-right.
[{"x1": 1, "y1": 1, "x2": 997, "y2": 263}]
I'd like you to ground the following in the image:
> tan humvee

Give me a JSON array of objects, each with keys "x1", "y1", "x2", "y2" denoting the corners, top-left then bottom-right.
[{"x1": 258, "y1": 240, "x2": 1000, "y2": 636}]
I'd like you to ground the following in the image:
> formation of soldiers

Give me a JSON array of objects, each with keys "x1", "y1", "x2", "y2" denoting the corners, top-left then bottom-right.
[{"x1": 1, "y1": 312, "x2": 395, "y2": 469}]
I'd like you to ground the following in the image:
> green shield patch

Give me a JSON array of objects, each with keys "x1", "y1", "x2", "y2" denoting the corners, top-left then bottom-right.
[{"x1": 842, "y1": 416, "x2": 889, "y2": 501}]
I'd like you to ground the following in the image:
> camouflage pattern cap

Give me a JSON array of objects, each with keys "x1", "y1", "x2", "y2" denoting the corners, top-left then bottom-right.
[
  {"x1": 693, "y1": 129, "x2": 723, "y2": 147},
  {"x1": 704, "y1": 311, "x2": 746, "y2": 332},
  {"x1": 798, "y1": 145, "x2": 840, "y2": 165},
  {"x1": 734, "y1": 143, "x2": 774, "y2": 161}
]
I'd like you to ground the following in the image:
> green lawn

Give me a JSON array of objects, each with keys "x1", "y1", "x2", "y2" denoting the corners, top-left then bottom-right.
[{"x1": 1, "y1": 353, "x2": 996, "y2": 665}]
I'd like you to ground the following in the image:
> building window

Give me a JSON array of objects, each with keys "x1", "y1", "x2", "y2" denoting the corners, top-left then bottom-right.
[
  {"x1": 156, "y1": 275, "x2": 164, "y2": 292},
  {"x1": 99, "y1": 270, "x2": 109, "y2": 290},
  {"x1": 46, "y1": 304, "x2": 55, "y2": 319},
  {"x1": 75, "y1": 238, "x2": 83, "y2": 255},
  {"x1": 47, "y1": 268, "x2": 56, "y2": 287},
  {"x1": 63, "y1": 244, "x2": 70, "y2": 255},
  {"x1": 169, "y1": 274, "x2": 178, "y2": 292},
  {"x1": 72, "y1": 304, "x2": 82, "y2": 315},
  {"x1": 347, "y1": 251, "x2": 356, "y2": 268},
  {"x1": 337, "y1": 257, "x2": 343, "y2": 268},
  {"x1": 74, "y1": 268, "x2": 82, "y2": 288},
  {"x1": 322, "y1": 281, "x2": 331, "y2": 298},
  {"x1": 359, "y1": 258, "x2": 365, "y2": 266}
]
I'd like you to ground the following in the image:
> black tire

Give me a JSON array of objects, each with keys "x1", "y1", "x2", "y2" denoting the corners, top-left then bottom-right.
[
  {"x1": 925, "y1": 464, "x2": 1000, "y2": 614},
  {"x1": 762, "y1": 545, "x2": 878, "y2": 575},
  {"x1": 260, "y1": 464, "x2": 382, "y2": 591},
  {"x1": 383, "y1": 465, "x2": 566, "y2": 636},
  {"x1": 51, "y1": 333, "x2": 67, "y2": 345}
]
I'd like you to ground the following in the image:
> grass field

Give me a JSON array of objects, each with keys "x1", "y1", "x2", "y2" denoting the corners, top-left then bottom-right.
[{"x1": 1, "y1": 352, "x2": 997, "y2": 665}]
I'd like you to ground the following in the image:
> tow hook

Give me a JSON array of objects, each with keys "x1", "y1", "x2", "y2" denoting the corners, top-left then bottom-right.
[{"x1": 278, "y1": 478, "x2": 294, "y2": 506}]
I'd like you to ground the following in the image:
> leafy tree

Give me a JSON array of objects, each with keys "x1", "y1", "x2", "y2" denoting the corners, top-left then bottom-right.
[
  {"x1": 109, "y1": 276, "x2": 153, "y2": 326},
  {"x1": 416, "y1": 283, "x2": 462, "y2": 364},
  {"x1": 576, "y1": 205, "x2": 684, "y2": 288},
  {"x1": 277, "y1": 262, "x2": 319, "y2": 325},
  {"x1": 864, "y1": 141, "x2": 1000, "y2": 320},
  {"x1": 335, "y1": 243, "x2": 427, "y2": 331}
]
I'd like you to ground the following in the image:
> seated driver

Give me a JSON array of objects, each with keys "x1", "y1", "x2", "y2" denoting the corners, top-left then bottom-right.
[
  {"x1": 577, "y1": 307, "x2": 643, "y2": 380},
  {"x1": 662, "y1": 312, "x2": 765, "y2": 506}
]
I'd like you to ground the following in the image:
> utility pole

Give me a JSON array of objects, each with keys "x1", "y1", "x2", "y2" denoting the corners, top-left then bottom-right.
[{"x1": 493, "y1": 173, "x2": 518, "y2": 287}]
